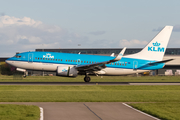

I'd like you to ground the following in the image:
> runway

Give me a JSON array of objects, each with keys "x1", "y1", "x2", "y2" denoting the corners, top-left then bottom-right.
[
  {"x1": 0, "y1": 102, "x2": 158, "y2": 120},
  {"x1": 0, "y1": 82, "x2": 180, "y2": 85}
]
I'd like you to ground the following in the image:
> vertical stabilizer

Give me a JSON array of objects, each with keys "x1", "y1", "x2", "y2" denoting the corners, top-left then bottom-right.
[{"x1": 126, "y1": 26, "x2": 173, "y2": 61}]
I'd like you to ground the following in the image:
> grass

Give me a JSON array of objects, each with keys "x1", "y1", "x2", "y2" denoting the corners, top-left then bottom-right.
[
  {"x1": 0, "y1": 85, "x2": 179, "y2": 102},
  {"x1": 0, "y1": 104, "x2": 40, "y2": 120},
  {"x1": 1, "y1": 75, "x2": 180, "y2": 82},
  {"x1": 130, "y1": 103, "x2": 180, "y2": 120},
  {"x1": 0, "y1": 75, "x2": 180, "y2": 119}
]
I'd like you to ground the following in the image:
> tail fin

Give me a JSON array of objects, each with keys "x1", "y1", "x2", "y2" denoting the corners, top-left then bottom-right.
[{"x1": 126, "y1": 26, "x2": 173, "y2": 61}]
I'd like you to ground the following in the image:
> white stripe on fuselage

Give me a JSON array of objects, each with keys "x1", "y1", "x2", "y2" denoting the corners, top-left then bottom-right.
[{"x1": 6, "y1": 60, "x2": 149, "y2": 75}]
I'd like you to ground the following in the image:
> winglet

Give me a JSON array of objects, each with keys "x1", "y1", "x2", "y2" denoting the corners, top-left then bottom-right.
[
  {"x1": 110, "y1": 53, "x2": 115, "y2": 57},
  {"x1": 114, "y1": 47, "x2": 126, "y2": 61}
]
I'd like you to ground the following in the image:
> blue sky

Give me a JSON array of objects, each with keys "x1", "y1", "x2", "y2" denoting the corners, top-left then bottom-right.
[{"x1": 0, "y1": 0, "x2": 180, "y2": 57}]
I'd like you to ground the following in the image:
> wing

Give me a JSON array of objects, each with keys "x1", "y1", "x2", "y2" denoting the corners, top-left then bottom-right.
[{"x1": 76, "y1": 47, "x2": 126, "y2": 71}]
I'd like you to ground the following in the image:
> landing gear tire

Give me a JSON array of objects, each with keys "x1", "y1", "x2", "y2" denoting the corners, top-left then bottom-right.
[
  {"x1": 23, "y1": 75, "x2": 26, "y2": 78},
  {"x1": 84, "y1": 76, "x2": 91, "y2": 82}
]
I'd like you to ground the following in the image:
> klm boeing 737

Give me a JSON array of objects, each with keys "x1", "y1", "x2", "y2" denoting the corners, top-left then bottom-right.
[{"x1": 6, "y1": 26, "x2": 173, "y2": 82}]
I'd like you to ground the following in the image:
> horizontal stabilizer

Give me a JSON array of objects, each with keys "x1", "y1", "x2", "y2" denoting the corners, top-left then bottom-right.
[
  {"x1": 148, "y1": 59, "x2": 174, "y2": 65},
  {"x1": 137, "y1": 59, "x2": 174, "y2": 69}
]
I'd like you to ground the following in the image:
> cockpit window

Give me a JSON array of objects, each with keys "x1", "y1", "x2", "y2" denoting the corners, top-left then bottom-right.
[{"x1": 13, "y1": 55, "x2": 21, "y2": 58}]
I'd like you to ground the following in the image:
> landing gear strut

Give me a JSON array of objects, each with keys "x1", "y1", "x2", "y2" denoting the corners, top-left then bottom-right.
[{"x1": 84, "y1": 74, "x2": 91, "y2": 82}]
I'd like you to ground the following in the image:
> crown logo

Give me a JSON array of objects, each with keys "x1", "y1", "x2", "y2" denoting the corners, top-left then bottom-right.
[
  {"x1": 46, "y1": 53, "x2": 51, "y2": 55},
  {"x1": 153, "y1": 42, "x2": 160, "y2": 46}
]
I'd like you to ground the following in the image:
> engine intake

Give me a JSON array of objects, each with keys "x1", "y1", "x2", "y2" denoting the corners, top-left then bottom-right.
[{"x1": 57, "y1": 66, "x2": 78, "y2": 77}]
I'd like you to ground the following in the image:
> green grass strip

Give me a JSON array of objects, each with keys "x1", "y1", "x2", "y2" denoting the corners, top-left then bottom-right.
[
  {"x1": 0, "y1": 104, "x2": 40, "y2": 120},
  {"x1": 130, "y1": 103, "x2": 180, "y2": 120},
  {"x1": 0, "y1": 85, "x2": 180, "y2": 102},
  {"x1": 1, "y1": 75, "x2": 180, "y2": 82}
]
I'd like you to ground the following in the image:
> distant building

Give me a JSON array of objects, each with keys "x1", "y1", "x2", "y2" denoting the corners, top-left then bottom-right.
[{"x1": 36, "y1": 48, "x2": 180, "y2": 55}]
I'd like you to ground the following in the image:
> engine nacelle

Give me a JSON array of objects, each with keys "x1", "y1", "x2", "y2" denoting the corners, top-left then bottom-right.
[
  {"x1": 57, "y1": 66, "x2": 78, "y2": 77},
  {"x1": 16, "y1": 68, "x2": 26, "y2": 72}
]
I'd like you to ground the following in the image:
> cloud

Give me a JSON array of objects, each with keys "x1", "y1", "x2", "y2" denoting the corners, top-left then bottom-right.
[
  {"x1": 0, "y1": 15, "x2": 88, "y2": 57},
  {"x1": 119, "y1": 39, "x2": 148, "y2": 47},
  {"x1": 89, "y1": 31, "x2": 106, "y2": 35},
  {"x1": 0, "y1": 15, "x2": 42, "y2": 28},
  {"x1": 153, "y1": 25, "x2": 180, "y2": 32}
]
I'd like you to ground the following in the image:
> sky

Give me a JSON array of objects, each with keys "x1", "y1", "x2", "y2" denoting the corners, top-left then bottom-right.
[{"x1": 0, "y1": 0, "x2": 180, "y2": 57}]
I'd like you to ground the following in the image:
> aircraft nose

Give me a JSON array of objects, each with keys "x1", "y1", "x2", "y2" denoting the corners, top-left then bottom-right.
[
  {"x1": 5, "y1": 58, "x2": 12, "y2": 65},
  {"x1": 5, "y1": 60, "x2": 10, "y2": 64}
]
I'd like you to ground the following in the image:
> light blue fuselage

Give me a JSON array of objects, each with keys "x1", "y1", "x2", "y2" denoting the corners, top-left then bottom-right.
[{"x1": 6, "y1": 51, "x2": 165, "y2": 75}]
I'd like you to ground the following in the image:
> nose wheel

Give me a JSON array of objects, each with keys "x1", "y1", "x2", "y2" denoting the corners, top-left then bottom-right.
[{"x1": 84, "y1": 75, "x2": 91, "y2": 82}]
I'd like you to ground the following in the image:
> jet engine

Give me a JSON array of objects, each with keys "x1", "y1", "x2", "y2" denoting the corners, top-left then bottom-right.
[
  {"x1": 56, "y1": 66, "x2": 78, "y2": 77},
  {"x1": 16, "y1": 68, "x2": 26, "y2": 72}
]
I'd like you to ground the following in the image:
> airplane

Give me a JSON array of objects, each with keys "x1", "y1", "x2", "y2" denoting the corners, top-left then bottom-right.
[{"x1": 6, "y1": 26, "x2": 173, "y2": 82}]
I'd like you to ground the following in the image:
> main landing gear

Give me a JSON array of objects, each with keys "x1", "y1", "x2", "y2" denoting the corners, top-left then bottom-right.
[{"x1": 84, "y1": 74, "x2": 91, "y2": 82}]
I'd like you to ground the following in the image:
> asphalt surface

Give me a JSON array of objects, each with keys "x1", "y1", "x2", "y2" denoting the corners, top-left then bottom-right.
[
  {"x1": 0, "y1": 82, "x2": 180, "y2": 85},
  {"x1": 0, "y1": 102, "x2": 157, "y2": 120}
]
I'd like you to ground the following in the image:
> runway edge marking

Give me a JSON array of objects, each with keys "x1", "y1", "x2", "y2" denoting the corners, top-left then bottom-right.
[
  {"x1": 40, "y1": 107, "x2": 44, "y2": 120},
  {"x1": 122, "y1": 103, "x2": 160, "y2": 120}
]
